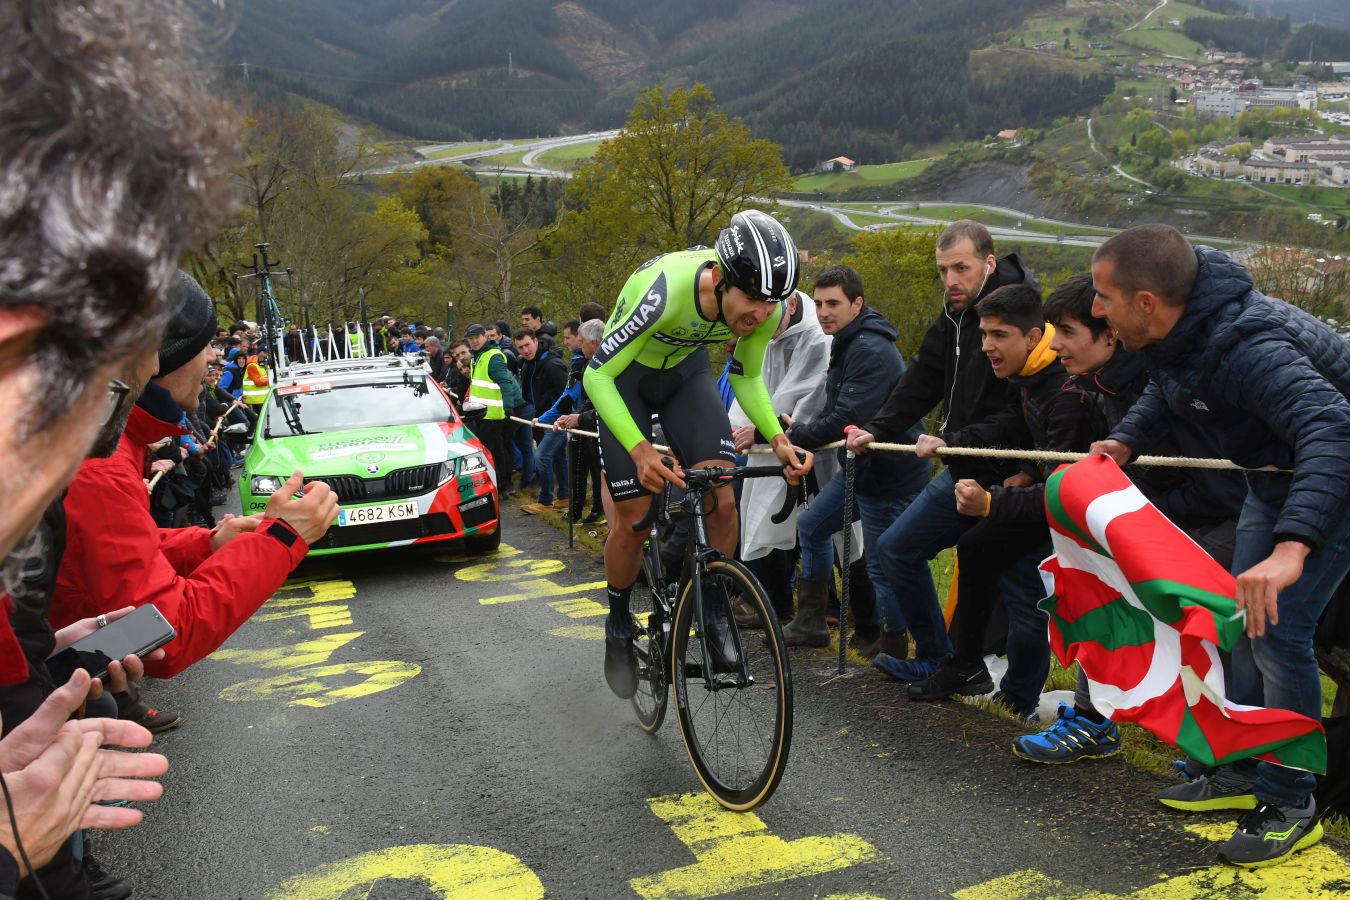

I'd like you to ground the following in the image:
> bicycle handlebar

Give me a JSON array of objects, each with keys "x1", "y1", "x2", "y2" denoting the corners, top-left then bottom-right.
[{"x1": 631, "y1": 452, "x2": 809, "y2": 533}]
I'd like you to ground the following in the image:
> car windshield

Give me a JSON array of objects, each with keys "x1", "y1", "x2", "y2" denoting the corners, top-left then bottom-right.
[{"x1": 265, "y1": 380, "x2": 455, "y2": 437}]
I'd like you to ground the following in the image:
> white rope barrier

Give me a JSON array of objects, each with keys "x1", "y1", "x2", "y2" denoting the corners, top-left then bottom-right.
[{"x1": 507, "y1": 415, "x2": 1268, "y2": 472}]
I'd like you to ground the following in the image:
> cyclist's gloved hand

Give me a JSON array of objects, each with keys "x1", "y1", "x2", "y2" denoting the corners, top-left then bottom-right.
[
  {"x1": 631, "y1": 442, "x2": 684, "y2": 493},
  {"x1": 770, "y1": 434, "x2": 812, "y2": 487}
]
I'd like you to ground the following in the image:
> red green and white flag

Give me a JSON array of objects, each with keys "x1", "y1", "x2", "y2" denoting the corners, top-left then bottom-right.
[{"x1": 1040, "y1": 455, "x2": 1326, "y2": 773}]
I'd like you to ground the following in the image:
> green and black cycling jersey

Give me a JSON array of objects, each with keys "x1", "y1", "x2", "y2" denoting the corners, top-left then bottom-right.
[{"x1": 584, "y1": 248, "x2": 785, "y2": 453}]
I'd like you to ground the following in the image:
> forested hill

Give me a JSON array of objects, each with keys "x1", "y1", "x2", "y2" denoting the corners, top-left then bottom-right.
[
  {"x1": 225, "y1": 0, "x2": 1114, "y2": 168},
  {"x1": 1256, "y1": 1, "x2": 1350, "y2": 32}
]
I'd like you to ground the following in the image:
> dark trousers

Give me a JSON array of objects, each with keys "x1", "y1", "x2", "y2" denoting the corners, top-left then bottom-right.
[
  {"x1": 478, "y1": 419, "x2": 514, "y2": 492},
  {"x1": 570, "y1": 436, "x2": 603, "y2": 520},
  {"x1": 744, "y1": 547, "x2": 799, "y2": 621},
  {"x1": 948, "y1": 518, "x2": 1053, "y2": 716}
]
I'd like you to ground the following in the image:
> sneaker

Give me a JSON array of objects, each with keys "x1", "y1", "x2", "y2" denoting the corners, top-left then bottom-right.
[
  {"x1": 873, "y1": 654, "x2": 942, "y2": 683},
  {"x1": 1158, "y1": 766, "x2": 1258, "y2": 812},
  {"x1": 906, "y1": 662, "x2": 994, "y2": 701},
  {"x1": 583, "y1": 512, "x2": 607, "y2": 526},
  {"x1": 83, "y1": 854, "x2": 132, "y2": 900},
  {"x1": 1217, "y1": 799, "x2": 1323, "y2": 868},
  {"x1": 603, "y1": 616, "x2": 638, "y2": 699},
  {"x1": 124, "y1": 704, "x2": 182, "y2": 734},
  {"x1": 1012, "y1": 703, "x2": 1122, "y2": 764},
  {"x1": 521, "y1": 502, "x2": 547, "y2": 515}
]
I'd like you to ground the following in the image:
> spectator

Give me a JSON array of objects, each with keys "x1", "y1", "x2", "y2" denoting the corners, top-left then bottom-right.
[
  {"x1": 282, "y1": 323, "x2": 304, "y2": 364},
  {"x1": 846, "y1": 220, "x2": 1044, "y2": 712},
  {"x1": 466, "y1": 323, "x2": 522, "y2": 494},
  {"x1": 518, "y1": 329, "x2": 568, "y2": 514},
  {"x1": 1010, "y1": 273, "x2": 1244, "y2": 766},
  {"x1": 51, "y1": 272, "x2": 339, "y2": 682},
  {"x1": 530, "y1": 321, "x2": 585, "y2": 512},
  {"x1": 219, "y1": 346, "x2": 246, "y2": 400},
  {"x1": 905, "y1": 284, "x2": 1092, "y2": 718},
  {"x1": 521, "y1": 306, "x2": 558, "y2": 357},
  {"x1": 787, "y1": 266, "x2": 931, "y2": 655},
  {"x1": 425, "y1": 335, "x2": 450, "y2": 385},
  {"x1": 486, "y1": 323, "x2": 520, "y2": 376},
  {"x1": 0, "y1": 0, "x2": 238, "y2": 893},
  {"x1": 1091, "y1": 225, "x2": 1350, "y2": 867},
  {"x1": 448, "y1": 340, "x2": 473, "y2": 401},
  {"x1": 727, "y1": 289, "x2": 833, "y2": 626},
  {"x1": 243, "y1": 348, "x2": 270, "y2": 408},
  {"x1": 569, "y1": 304, "x2": 608, "y2": 525}
]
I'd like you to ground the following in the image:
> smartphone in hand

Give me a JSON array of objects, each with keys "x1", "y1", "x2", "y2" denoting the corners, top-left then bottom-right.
[{"x1": 46, "y1": 604, "x2": 176, "y2": 684}]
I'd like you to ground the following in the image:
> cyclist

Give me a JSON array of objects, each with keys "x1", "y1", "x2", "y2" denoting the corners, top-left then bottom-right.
[{"x1": 585, "y1": 210, "x2": 814, "y2": 698}]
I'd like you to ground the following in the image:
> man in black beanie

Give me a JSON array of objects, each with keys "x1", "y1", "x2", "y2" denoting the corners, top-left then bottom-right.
[{"x1": 49, "y1": 271, "x2": 339, "y2": 681}]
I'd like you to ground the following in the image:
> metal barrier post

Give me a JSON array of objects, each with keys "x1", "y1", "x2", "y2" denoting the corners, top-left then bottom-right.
[{"x1": 839, "y1": 449, "x2": 855, "y2": 676}]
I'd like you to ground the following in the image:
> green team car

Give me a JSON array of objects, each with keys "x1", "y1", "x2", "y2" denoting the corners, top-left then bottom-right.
[{"x1": 239, "y1": 355, "x2": 500, "y2": 556}]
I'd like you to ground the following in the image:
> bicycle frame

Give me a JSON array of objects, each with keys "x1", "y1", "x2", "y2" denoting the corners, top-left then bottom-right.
[{"x1": 636, "y1": 463, "x2": 801, "y2": 689}]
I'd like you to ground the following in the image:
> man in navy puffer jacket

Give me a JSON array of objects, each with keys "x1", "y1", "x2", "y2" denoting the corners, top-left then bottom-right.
[{"x1": 1092, "y1": 224, "x2": 1350, "y2": 869}]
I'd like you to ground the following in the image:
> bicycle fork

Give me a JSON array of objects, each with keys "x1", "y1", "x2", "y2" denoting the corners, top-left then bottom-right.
[{"x1": 688, "y1": 514, "x2": 753, "y2": 691}]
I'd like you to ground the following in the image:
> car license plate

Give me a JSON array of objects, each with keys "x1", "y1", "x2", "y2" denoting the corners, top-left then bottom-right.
[{"x1": 338, "y1": 501, "x2": 417, "y2": 527}]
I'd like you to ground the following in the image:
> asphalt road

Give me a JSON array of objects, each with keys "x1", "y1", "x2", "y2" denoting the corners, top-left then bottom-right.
[{"x1": 96, "y1": 500, "x2": 1350, "y2": 899}]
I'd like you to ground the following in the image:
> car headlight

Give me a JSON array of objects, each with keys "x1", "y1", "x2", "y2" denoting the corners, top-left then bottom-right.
[
  {"x1": 459, "y1": 453, "x2": 488, "y2": 476},
  {"x1": 251, "y1": 475, "x2": 286, "y2": 495},
  {"x1": 436, "y1": 461, "x2": 453, "y2": 486}
]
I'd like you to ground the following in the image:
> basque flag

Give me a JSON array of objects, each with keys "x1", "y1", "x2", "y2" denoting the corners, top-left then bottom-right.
[{"x1": 1040, "y1": 455, "x2": 1326, "y2": 773}]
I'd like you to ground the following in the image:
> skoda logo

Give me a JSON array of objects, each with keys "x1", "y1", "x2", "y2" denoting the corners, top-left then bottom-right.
[{"x1": 366, "y1": 464, "x2": 380, "y2": 475}]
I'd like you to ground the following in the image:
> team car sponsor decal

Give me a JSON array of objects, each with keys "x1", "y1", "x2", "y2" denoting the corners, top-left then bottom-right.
[
  {"x1": 276, "y1": 381, "x2": 333, "y2": 397},
  {"x1": 312, "y1": 435, "x2": 407, "y2": 460}
]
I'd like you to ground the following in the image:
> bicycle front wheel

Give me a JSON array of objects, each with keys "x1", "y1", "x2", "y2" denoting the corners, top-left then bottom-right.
[{"x1": 671, "y1": 557, "x2": 793, "y2": 810}]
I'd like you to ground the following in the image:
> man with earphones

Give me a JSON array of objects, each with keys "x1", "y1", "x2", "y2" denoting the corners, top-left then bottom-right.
[{"x1": 845, "y1": 220, "x2": 1046, "y2": 716}]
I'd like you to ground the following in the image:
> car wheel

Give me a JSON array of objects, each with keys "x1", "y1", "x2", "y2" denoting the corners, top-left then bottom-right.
[{"x1": 465, "y1": 527, "x2": 501, "y2": 554}]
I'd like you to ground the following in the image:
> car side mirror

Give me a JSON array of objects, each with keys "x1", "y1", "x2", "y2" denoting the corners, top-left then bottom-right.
[{"x1": 459, "y1": 401, "x2": 488, "y2": 427}]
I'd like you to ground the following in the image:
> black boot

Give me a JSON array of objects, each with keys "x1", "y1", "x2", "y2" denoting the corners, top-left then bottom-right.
[{"x1": 781, "y1": 578, "x2": 831, "y2": 647}]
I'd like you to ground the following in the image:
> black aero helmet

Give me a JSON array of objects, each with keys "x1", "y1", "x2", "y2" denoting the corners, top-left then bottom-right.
[{"x1": 715, "y1": 210, "x2": 799, "y2": 301}]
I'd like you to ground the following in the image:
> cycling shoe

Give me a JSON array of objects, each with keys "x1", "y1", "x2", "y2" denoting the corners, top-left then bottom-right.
[{"x1": 604, "y1": 616, "x2": 638, "y2": 699}]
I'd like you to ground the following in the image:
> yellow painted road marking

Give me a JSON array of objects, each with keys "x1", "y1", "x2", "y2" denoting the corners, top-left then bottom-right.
[
  {"x1": 456, "y1": 557, "x2": 565, "y2": 583},
  {"x1": 479, "y1": 578, "x2": 607, "y2": 606},
  {"x1": 549, "y1": 624, "x2": 605, "y2": 641},
  {"x1": 270, "y1": 577, "x2": 357, "y2": 605},
  {"x1": 549, "y1": 597, "x2": 608, "y2": 618},
  {"x1": 271, "y1": 843, "x2": 543, "y2": 899},
  {"x1": 630, "y1": 792, "x2": 880, "y2": 899},
  {"x1": 210, "y1": 632, "x2": 363, "y2": 670},
  {"x1": 434, "y1": 544, "x2": 522, "y2": 565},
  {"x1": 220, "y1": 660, "x2": 422, "y2": 708},
  {"x1": 953, "y1": 818, "x2": 1350, "y2": 899},
  {"x1": 253, "y1": 604, "x2": 354, "y2": 630}
]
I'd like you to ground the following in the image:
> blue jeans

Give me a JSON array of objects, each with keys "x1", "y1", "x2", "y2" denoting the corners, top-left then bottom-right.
[
  {"x1": 797, "y1": 471, "x2": 916, "y2": 634},
  {"x1": 534, "y1": 429, "x2": 570, "y2": 504},
  {"x1": 1228, "y1": 489, "x2": 1350, "y2": 806},
  {"x1": 873, "y1": 469, "x2": 1047, "y2": 664}
]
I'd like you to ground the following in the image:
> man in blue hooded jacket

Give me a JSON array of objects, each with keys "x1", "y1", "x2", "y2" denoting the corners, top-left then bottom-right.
[{"x1": 1091, "y1": 224, "x2": 1350, "y2": 868}]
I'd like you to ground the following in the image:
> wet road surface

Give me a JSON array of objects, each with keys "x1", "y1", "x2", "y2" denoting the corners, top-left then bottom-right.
[{"x1": 97, "y1": 505, "x2": 1350, "y2": 898}]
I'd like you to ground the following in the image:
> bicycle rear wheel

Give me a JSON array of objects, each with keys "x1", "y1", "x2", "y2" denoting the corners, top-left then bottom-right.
[
  {"x1": 671, "y1": 557, "x2": 793, "y2": 810},
  {"x1": 630, "y1": 541, "x2": 669, "y2": 732}
]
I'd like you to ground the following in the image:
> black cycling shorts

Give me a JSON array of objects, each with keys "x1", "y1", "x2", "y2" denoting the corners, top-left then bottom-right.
[{"x1": 597, "y1": 347, "x2": 736, "y2": 502}]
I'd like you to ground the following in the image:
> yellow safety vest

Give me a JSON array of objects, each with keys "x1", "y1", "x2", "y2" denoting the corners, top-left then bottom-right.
[
  {"x1": 348, "y1": 331, "x2": 364, "y2": 358},
  {"x1": 243, "y1": 361, "x2": 269, "y2": 407},
  {"x1": 469, "y1": 347, "x2": 506, "y2": 420}
]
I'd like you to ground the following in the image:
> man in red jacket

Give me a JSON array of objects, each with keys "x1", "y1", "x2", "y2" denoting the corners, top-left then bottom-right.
[{"x1": 50, "y1": 273, "x2": 339, "y2": 685}]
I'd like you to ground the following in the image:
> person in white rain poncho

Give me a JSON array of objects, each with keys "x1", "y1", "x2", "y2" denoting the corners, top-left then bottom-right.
[{"x1": 728, "y1": 290, "x2": 847, "y2": 624}]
